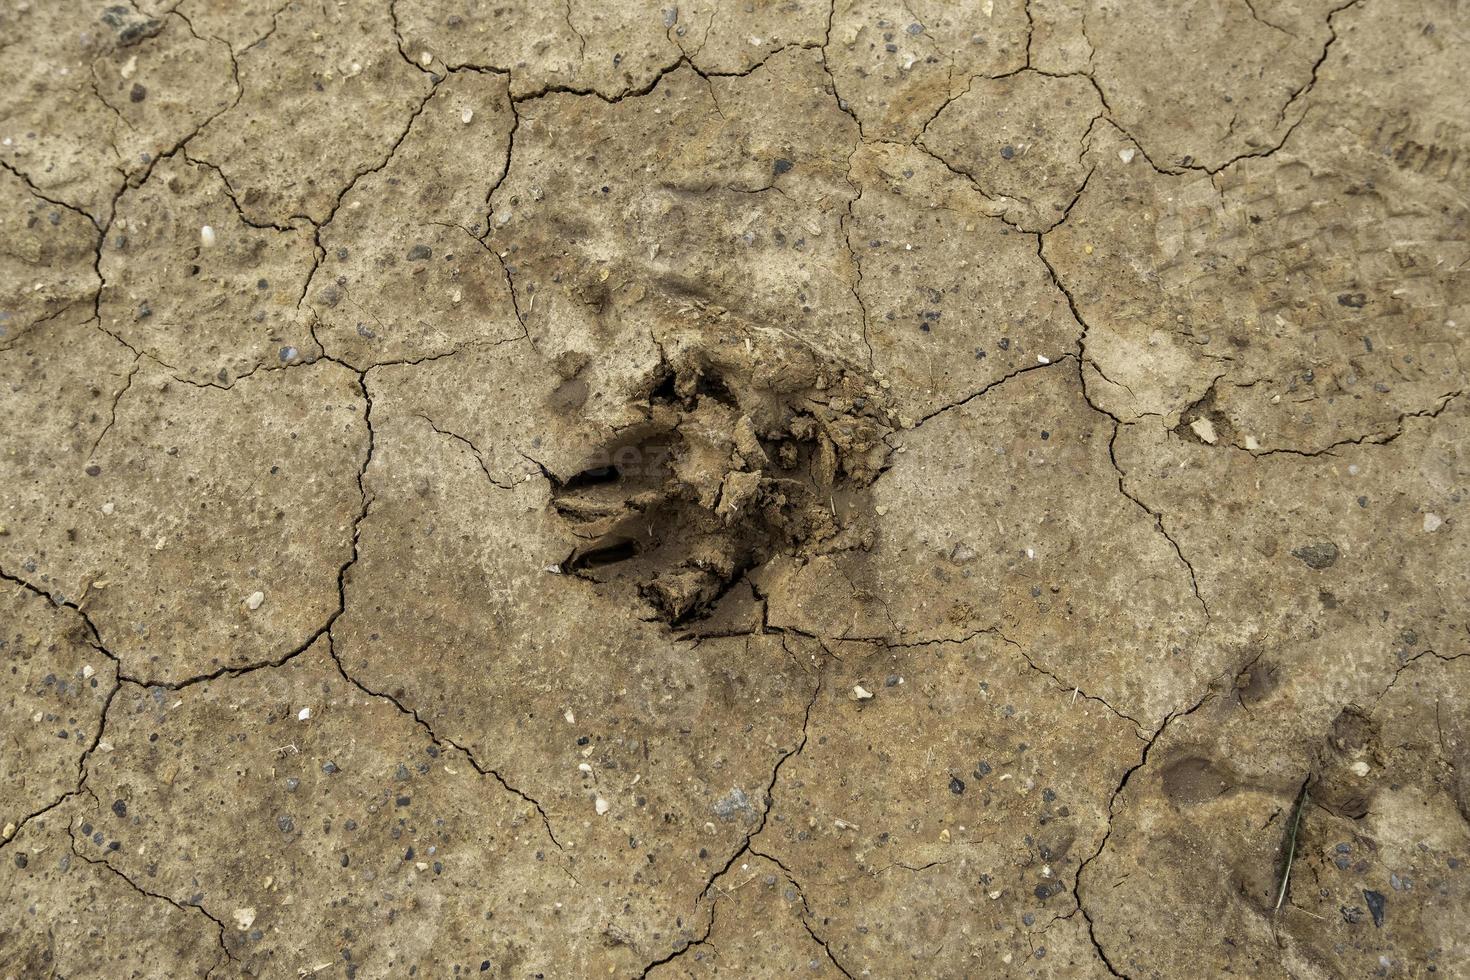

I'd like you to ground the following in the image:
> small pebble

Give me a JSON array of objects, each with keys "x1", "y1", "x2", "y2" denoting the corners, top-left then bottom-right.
[
  {"x1": 1189, "y1": 416, "x2": 1218, "y2": 445},
  {"x1": 1363, "y1": 889, "x2": 1387, "y2": 927},
  {"x1": 200, "y1": 225, "x2": 216, "y2": 247},
  {"x1": 245, "y1": 590, "x2": 265, "y2": 611},
  {"x1": 461, "y1": 107, "x2": 474, "y2": 124},
  {"x1": 1423, "y1": 512, "x2": 1442, "y2": 532}
]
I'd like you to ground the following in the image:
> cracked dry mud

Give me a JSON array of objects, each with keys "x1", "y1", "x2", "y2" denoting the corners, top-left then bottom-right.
[{"x1": 1, "y1": 1, "x2": 1467, "y2": 978}]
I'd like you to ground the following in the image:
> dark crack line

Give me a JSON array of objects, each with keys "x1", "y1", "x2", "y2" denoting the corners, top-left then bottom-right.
[
  {"x1": 742, "y1": 843, "x2": 873, "y2": 979},
  {"x1": 89, "y1": 358, "x2": 141, "y2": 454},
  {"x1": 0, "y1": 566, "x2": 126, "y2": 682},
  {"x1": 746, "y1": 842, "x2": 894, "y2": 979},
  {"x1": 1105, "y1": 423, "x2": 1211, "y2": 621},
  {"x1": 802, "y1": 919, "x2": 857, "y2": 979},
  {"x1": 234, "y1": 0, "x2": 294, "y2": 55},
  {"x1": 907, "y1": 353, "x2": 1075, "y2": 429},
  {"x1": 635, "y1": 902, "x2": 716, "y2": 978},
  {"x1": 122, "y1": 367, "x2": 375, "y2": 689},
  {"x1": 1073, "y1": 688, "x2": 1215, "y2": 978},
  {"x1": 417, "y1": 414, "x2": 516, "y2": 489},
  {"x1": 1035, "y1": 247, "x2": 1212, "y2": 620},
  {"x1": 0, "y1": 664, "x2": 118, "y2": 854},
  {"x1": 323, "y1": 635, "x2": 566, "y2": 853},
  {"x1": 837, "y1": 143, "x2": 875, "y2": 369},
  {"x1": 479, "y1": 95, "x2": 521, "y2": 241},
  {"x1": 66, "y1": 791, "x2": 233, "y2": 970},
  {"x1": 1241, "y1": 0, "x2": 1297, "y2": 37},
  {"x1": 1371, "y1": 647, "x2": 1470, "y2": 710},
  {"x1": 298, "y1": 79, "x2": 441, "y2": 280},
  {"x1": 1237, "y1": 390, "x2": 1463, "y2": 457},
  {"x1": 181, "y1": 151, "x2": 304, "y2": 233},
  {"x1": 0, "y1": 159, "x2": 104, "y2": 231},
  {"x1": 1274, "y1": 0, "x2": 1361, "y2": 131},
  {"x1": 388, "y1": 0, "x2": 441, "y2": 75},
  {"x1": 697, "y1": 676, "x2": 822, "y2": 906}
]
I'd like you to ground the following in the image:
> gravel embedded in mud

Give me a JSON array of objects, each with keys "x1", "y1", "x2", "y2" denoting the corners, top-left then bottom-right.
[{"x1": 1, "y1": 0, "x2": 1468, "y2": 977}]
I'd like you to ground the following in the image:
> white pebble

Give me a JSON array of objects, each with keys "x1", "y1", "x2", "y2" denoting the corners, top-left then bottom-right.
[
  {"x1": 852, "y1": 685, "x2": 874, "y2": 700},
  {"x1": 1423, "y1": 512, "x2": 1443, "y2": 533},
  {"x1": 1037, "y1": 354, "x2": 1050, "y2": 364},
  {"x1": 595, "y1": 795, "x2": 611, "y2": 815},
  {"x1": 233, "y1": 908, "x2": 256, "y2": 931},
  {"x1": 1118, "y1": 147, "x2": 1136, "y2": 164},
  {"x1": 83, "y1": 664, "x2": 95, "y2": 679},
  {"x1": 1189, "y1": 416, "x2": 1218, "y2": 445},
  {"x1": 101, "y1": 501, "x2": 115, "y2": 515},
  {"x1": 245, "y1": 590, "x2": 265, "y2": 610},
  {"x1": 1350, "y1": 760, "x2": 1370, "y2": 777},
  {"x1": 418, "y1": 50, "x2": 433, "y2": 67},
  {"x1": 297, "y1": 707, "x2": 311, "y2": 721},
  {"x1": 200, "y1": 225, "x2": 216, "y2": 247},
  {"x1": 460, "y1": 107, "x2": 473, "y2": 124}
]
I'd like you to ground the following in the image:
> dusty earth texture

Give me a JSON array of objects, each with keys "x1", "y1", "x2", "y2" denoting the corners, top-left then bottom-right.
[{"x1": 1, "y1": 0, "x2": 1468, "y2": 977}]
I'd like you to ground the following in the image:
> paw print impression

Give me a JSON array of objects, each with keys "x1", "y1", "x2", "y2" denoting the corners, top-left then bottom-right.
[{"x1": 550, "y1": 339, "x2": 893, "y2": 626}]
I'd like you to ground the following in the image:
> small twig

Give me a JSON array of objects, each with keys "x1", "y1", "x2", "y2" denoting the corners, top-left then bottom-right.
[{"x1": 1275, "y1": 777, "x2": 1310, "y2": 912}]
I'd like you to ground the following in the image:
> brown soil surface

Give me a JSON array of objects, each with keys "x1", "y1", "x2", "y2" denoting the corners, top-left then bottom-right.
[{"x1": 2, "y1": 1, "x2": 1467, "y2": 977}]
